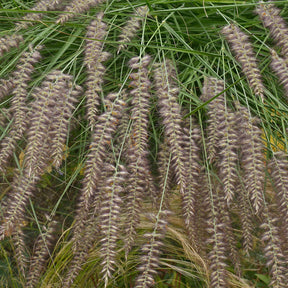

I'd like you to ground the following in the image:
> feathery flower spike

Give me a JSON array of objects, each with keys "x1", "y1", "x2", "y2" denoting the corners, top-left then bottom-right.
[
  {"x1": 114, "y1": 89, "x2": 131, "y2": 156},
  {"x1": 0, "y1": 45, "x2": 43, "y2": 172},
  {"x1": 0, "y1": 71, "x2": 73, "y2": 239},
  {"x1": 56, "y1": 0, "x2": 106, "y2": 24},
  {"x1": 268, "y1": 151, "x2": 288, "y2": 256},
  {"x1": 181, "y1": 118, "x2": 202, "y2": 248},
  {"x1": 235, "y1": 101, "x2": 265, "y2": 214},
  {"x1": 23, "y1": 71, "x2": 74, "y2": 176},
  {"x1": 135, "y1": 211, "x2": 170, "y2": 288},
  {"x1": 117, "y1": 6, "x2": 149, "y2": 53},
  {"x1": 99, "y1": 164, "x2": 128, "y2": 287},
  {"x1": 127, "y1": 55, "x2": 154, "y2": 187},
  {"x1": 48, "y1": 81, "x2": 82, "y2": 169},
  {"x1": 222, "y1": 24, "x2": 265, "y2": 101},
  {"x1": 217, "y1": 108, "x2": 239, "y2": 205},
  {"x1": 201, "y1": 77, "x2": 239, "y2": 205},
  {"x1": 206, "y1": 185, "x2": 229, "y2": 288},
  {"x1": 26, "y1": 220, "x2": 58, "y2": 288},
  {"x1": 11, "y1": 45, "x2": 43, "y2": 133},
  {"x1": 12, "y1": 226, "x2": 28, "y2": 277},
  {"x1": 256, "y1": 1, "x2": 288, "y2": 58},
  {"x1": 270, "y1": 49, "x2": 288, "y2": 100},
  {"x1": 218, "y1": 189, "x2": 242, "y2": 276},
  {"x1": 153, "y1": 59, "x2": 187, "y2": 195},
  {"x1": 16, "y1": 0, "x2": 61, "y2": 30},
  {"x1": 191, "y1": 170, "x2": 211, "y2": 253},
  {"x1": 236, "y1": 181, "x2": 254, "y2": 254},
  {"x1": 72, "y1": 92, "x2": 125, "y2": 251},
  {"x1": 62, "y1": 161, "x2": 118, "y2": 288},
  {"x1": 0, "y1": 108, "x2": 11, "y2": 129},
  {"x1": 123, "y1": 55, "x2": 157, "y2": 257},
  {"x1": 84, "y1": 12, "x2": 108, "y2": 69},
  {"x1": 200, "y1": 77, "x2": 226, "y2": 163},
  {"x1": 0, "y1": 34, "x2": 23, "y2": 57},
  {"x1": 84, "y1": 13, "x2": 110, "y2": 129},
  {"x1": 0, "y1": 79, "x2": 15, "y2": 100},
  {"x1": 261, "y1": 211, "x2": 287, "y2": 288},
  {"x1": 157, "y1": 138, "x2": 174, "y2": 208}
]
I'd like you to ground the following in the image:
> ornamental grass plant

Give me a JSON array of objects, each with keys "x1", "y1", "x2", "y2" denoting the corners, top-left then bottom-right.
[{"x1": 1, "y1": 0, "x2": 288, "y2": 287}]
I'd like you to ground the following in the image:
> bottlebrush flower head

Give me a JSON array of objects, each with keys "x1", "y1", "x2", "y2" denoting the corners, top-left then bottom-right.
[
  {"x1": 0, "y1": 34, "x2": 23, "y2": 57},
  {"x1": 117, "y1": 6, "x2": 149, "y2": 53},
  {"x1": 0, "y1": 45, "x2": 43, "y2": 172},
  {"x1": 11, "y1": 45, "x2": 43, "y2": 132},
  {"x1": 256, "y1": 1, "x2": 288, "y2": 58},
  {"x1": 236, "y1": 180, "x2": 254, "y2": 254},
  {"x1": 235, "y1": 101, "x2": 265, "y2": 214},
  {"x1": 48, "y1": 81, "x2": 82, "y2": 169},
  {"x1": 84, "y1": 12, "x2": 108, "y2": 69},
  {"x1": 99, "y1": 164, "x2": 128, "y2": 287},
  {"x1": 181, "y1": 119, "x2": 202, "y2": 247},
  {"x1": 12, "y1": 226, "x2": 28, "y2": 277},
  {"x1": 206, "y1": 186, "x2": 229, "y2": 288},
  {"x1": 270, "y1": 48, "x2": 288, "y2": 100},
  {"x1": 56, "y1": 0, "x2": 106, "y2": 25},
  {"x1": 268, "y1": 151, "x2": 288, "y2": 255},
  {"x1": 222, "y1": 23, "x2": 265, "y2": 101},
  {"x1": 217, "y1": 108, "x2": 239, "y2": 206},
  {"x1": 0, "y1": 79, "x2": 14, "y2": 100},
  {"x1": 153, "y1": 59, "x2": 187, "y2": 195},
  {"x1": 0, "y1": 70, "x2": 74, "y2": 240},
  {"x1": 26, "y1": 220, "x2": 58, "y2": 288},
  {"x1": 16, "y1": 0, "x2": 61, "y2": 30},
  {"x1": 127, "y1": 54, "x2": 151, "y2": 159},
  {"x1": 123, "y1": 54, "x2": 156, "y2": 257},
  {"x1": 84, "y1": 13, "x2": 110, "y2": 129},
  {"x1": 72, "y1": 92, "x2": 125, "y2": 252},
  {"x1": 135, "y1": 210, "x2": 170, "y2": 288},
  {"x1": 200, "y1": 77, "x2": 226, "y2": 163},
  {"x1": 260, "y1": 212, "x2": 287, "y2": 287}
]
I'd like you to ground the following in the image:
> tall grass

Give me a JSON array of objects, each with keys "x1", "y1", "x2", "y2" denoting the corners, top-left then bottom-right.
[{"x1": 0, "y1": 0, "x2": 288, "y2": 287}]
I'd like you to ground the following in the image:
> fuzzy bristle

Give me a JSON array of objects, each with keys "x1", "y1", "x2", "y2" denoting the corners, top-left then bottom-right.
[
  {"x1": 117, "y1": 6, "x2": 149, "y2": 53},
  {"x1": 270, "y1": 49, "x2": 288, "y2": 100},
  {"x1": 0, "y1": 45, "x2": 42, "y2": 171},
  {"x1": 84, "y1": 13, "x2": 109, "y2": 129},
  {"x1": 134, "y1": 211, "x2": 169, "y2": 288},
  {"x1": 256, "y1": 1, "x2": 288, "y2": 58},
  {"x1": 123, "y1": 55, "x2": 156, "y2": 257},
  {"x1": 72, "y1": 92, "x2": 125, "y2": 253},
  {"x1": 56, "y1": 0, "x2": 105, "y2": 25},
  {"x1": 153, "y1": 59, "x2": 187, "y2": 195},
  {"x1": 235, "y1": 101, "x2": 265, "y2": 214},
  {"x1": 16, "y1": 0, "x2": 61, "y2": 30},
  {"x1": 222, "y1": 24, "x2": 265, "y2": 100},
  {"x1": 0, "y1": 71, "x2": 76, "y2": 239},
  {"x1": 0, "y1": 34, "x2": 23, "y2": 57}
]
